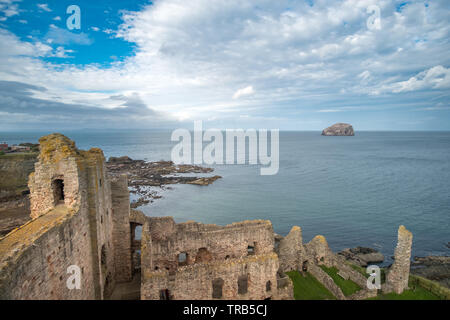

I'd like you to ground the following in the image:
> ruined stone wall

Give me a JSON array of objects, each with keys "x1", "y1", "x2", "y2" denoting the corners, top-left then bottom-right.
[
  {"x1": 0, "y1": 206, "x2": 96, "y2": 299},
  {"x1": 145, "y1": 217, "x2": 274, "y2": 272},
  {"x1": 332, "y1": 256, "x2": 368, "y2": 289},
  {"x1": 110, "y1": 175, "x2": 132, "y2": 283},
  {"x1": 0, "y1": 134, "x2": 121, "y2": 300},
  {"x1": 308, "y1": 263, "x2": 346, "y2": 300},
  {"x1": 141, "y1": 253, "x2": 280, "y2": 300},
  {"x1": 384, "y1": 225, "x2": 413, "y2": 294},
  {"x1": 76, "y1": 147, "x2": 116, "y2": 299},
  {"x1": 277, "y1": 226, "x2": 307, "y2": 272},
  {"x1": 304, "y1": 235, "x2": 335, "y2": 267},
  {"x1": 28, "y1": 158, "x2": 80, "y2": 219}
]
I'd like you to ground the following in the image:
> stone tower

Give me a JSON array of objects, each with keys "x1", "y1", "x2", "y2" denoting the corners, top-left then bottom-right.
[
  {"x1": 0, "y1": 133, "x2": 132, "y2": 299},
  {"x1": 384, "y1": 225, "x2": 413, "y2": 294}
]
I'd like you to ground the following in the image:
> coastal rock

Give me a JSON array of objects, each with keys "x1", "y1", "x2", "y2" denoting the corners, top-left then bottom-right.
[
  {"x1": 321, "y1": 123, "x2": 354, "y2": 136},
  {"x1": 186, "y1": 176, "x2": 222, "y2": 186},
  {"x1": 337, "y1": 246, "x2": 384, "y2": 267},
  {"x1": 108, "y1": 156, "x2": 133, "y2": 164},
  {"x1": 106, "y1": 158, "x2": 219, "y2": 208},
  {"x1": 411, "y1": 256, "x2": 450, "y2": 288}
]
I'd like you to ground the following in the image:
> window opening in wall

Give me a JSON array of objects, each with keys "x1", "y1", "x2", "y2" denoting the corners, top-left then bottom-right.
[
  {"x1": 52, "y1": 179, "x2": 64, "y2": 204},
  {"x1": 178, "y1": 252, "x2": 188, "y2": 266},
  {"x1": 159, "y1": 289, "x2": 170, "y2": 300},
  {"x1": 238, "y1": 275, "x2": 248, "y2": 295},
  {"x1": 212, "y1": 278, "x2": 224, "y2": 299},
  {"x1": 266, "y1": 280, "x2": 271, "y2": 292}
]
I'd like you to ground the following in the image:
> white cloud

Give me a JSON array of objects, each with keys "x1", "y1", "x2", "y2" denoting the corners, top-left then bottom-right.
[
  {"x1": 53, "y1": 16, "x2": 61, "y2": 21},
  {"x1": 317, "y1": 109, "x2": 345, "y2": 113},
  {"x1": 0, "y1": 0, "x2": 20, "y2": 20},
  {"x1": 0, "y1": 0, "x2": 449, "y2": 129},
  {"x1": 391, "y1": 65, "x2": 450, "y2": 93},
  {"x1": 45, "y1": 27, "x2": 93, "y2": 45},
  {"x1": 37, "y1": 3, "x2": 51, "y2": 12},
  {"x1": 232, "y1": 86, "x2": 254, "y2": 99},
  {"x1": 91, "y1": 27, "x2": 100, "y2": 32}
]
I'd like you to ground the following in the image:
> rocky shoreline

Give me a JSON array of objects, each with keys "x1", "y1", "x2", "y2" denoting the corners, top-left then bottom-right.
[
  {"x1": 337, "y1": 247, "x2": 385, "y2": 267},
  {"x1": 106, "y1": 156, "x2": 221, "y2": 208},
  {"x1": 411, "y1": 256, "x2": 450, "y2": 288}
]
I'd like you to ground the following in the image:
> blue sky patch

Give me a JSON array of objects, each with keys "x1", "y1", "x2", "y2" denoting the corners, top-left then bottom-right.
[{"x1": 2, "y1": 0, "x2": 151, "y2": 66}]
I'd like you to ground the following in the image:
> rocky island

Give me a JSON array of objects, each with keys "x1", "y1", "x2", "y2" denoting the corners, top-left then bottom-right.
[{"x1": 322, "y1": 123, "x2": 355, "y2": 136}]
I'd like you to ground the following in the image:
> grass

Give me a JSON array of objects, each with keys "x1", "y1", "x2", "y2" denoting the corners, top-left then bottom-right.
[
  {"x1": 0, "y1": 152, "x2": 38, "y2": 159},
  {"x1": 368, "y1": 284, "x2": 441, "y2": 300},
  {"x1": 286, "y1": 270, "x2": 336, "y2": 300},
  {"x1": 320, "y1": 265, "x2": 361, "y2": 296}
]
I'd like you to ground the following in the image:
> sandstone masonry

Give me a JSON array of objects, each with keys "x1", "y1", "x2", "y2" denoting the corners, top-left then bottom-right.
[{"x1": 384, "y1": 225, "x2": 413, "y2": 294}]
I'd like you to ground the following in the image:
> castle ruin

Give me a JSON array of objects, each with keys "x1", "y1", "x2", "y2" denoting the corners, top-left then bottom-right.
[{"x1": 0, "y1": 134, "x2": 414, "y2": 300}]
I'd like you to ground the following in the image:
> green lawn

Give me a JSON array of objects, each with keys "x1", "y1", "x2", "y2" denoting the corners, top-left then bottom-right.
[
  {"x1": 320, "y1": 265, "x2": 361, "y2": 296},
  {"x1": 368, "y1": 278, "x2": 442, "y2": 300},
  {"x1": 368, "y1": 287, "x2": 441, "y2": 300},
  {"x1": 286, "y1": 270, "x2": 336, "y2": 300}
]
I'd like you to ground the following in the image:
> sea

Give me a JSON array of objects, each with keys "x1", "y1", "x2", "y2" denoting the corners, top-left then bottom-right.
[{"x1": 1, "y1": 130, "x2": 449, "y2": 264}]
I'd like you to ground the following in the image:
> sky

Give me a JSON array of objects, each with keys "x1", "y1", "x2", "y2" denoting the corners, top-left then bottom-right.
[{"x1": 0, "y1": 0, "x2": 449, "y2": 131}]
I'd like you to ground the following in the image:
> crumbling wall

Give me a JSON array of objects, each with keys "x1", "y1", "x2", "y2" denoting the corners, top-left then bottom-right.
[
  {"x1": 84, "y1": 149, "x2": 116, "y2": 299},
  {"x1": 140, "y1": 218, "x2": 290, "y2": 300},
  {"x1": 28, "y1": 158, "x2": 80, "y2": 219},
  {"x1": 277, "y1": 226, "x2": 306, "y2": 272},
  {"x1": 304, "y1": 235, "x2": 335, "y2": 267},
  {"x1": 141, "y1": 253, "x2": 280, "y2": 300},
  {"x1": 384, "y1": 225, "x2": 413, "y2": 294},
  {"x1": 0, "y1": 134, "x2": 120, "y2": 300},
  {"x1": 145, "y1": 218, "x2": 274, "y2": 272},
  {"x1": 110, "y1": 175, "x2": 132, "y2": 283},
  {"x1": 0, "y1": 206, "x2": 95, "y2": 299},
  {"x1": 332, "y1": 258, "x2": 368, "y2": 289},
  {"x1": 308, "y1": 263, "x2": 346, "y2": 300}
]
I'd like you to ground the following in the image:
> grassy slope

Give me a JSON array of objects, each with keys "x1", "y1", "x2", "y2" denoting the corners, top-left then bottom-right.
[
  {"x1": 320, "y1": 265, "x2": 361, "y2": 296},
  {"x1": 286, "y1": 270, "x2": 336, "y2": 300}
]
